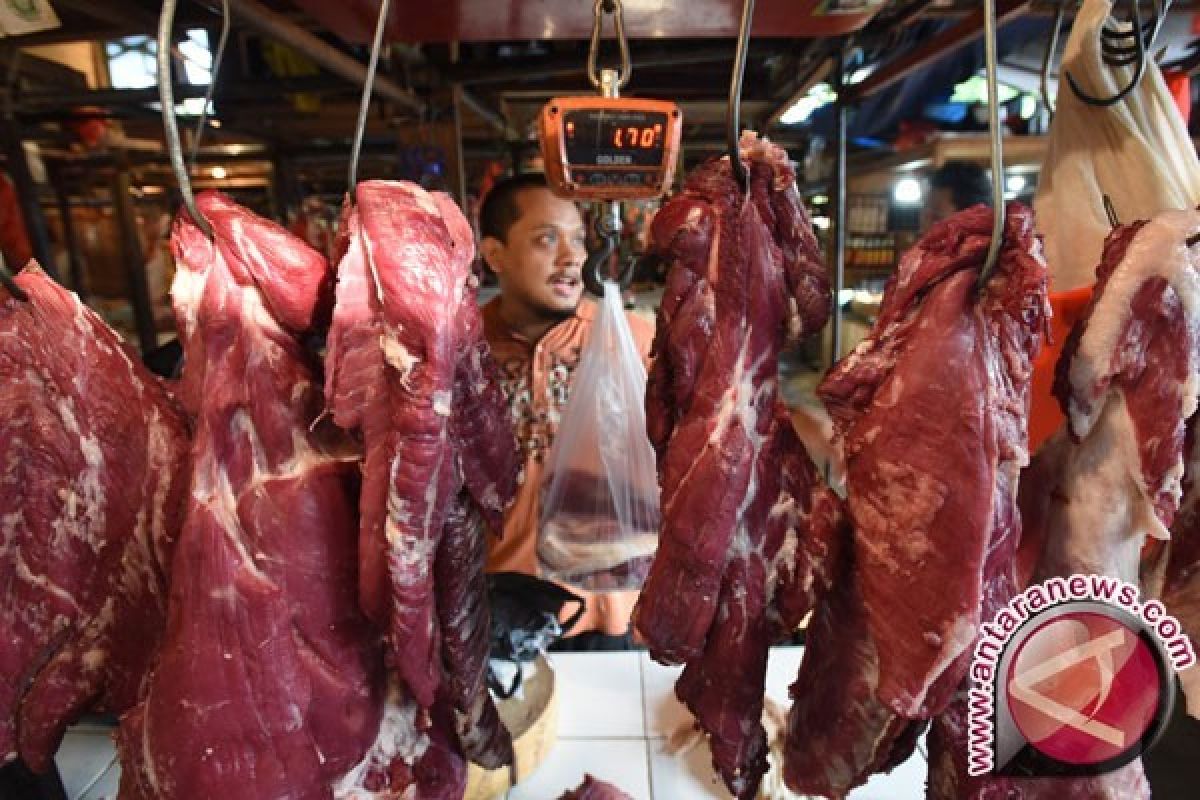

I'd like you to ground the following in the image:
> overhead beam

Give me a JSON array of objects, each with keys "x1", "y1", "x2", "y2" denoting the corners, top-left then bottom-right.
[
  {"x1": 846, "y1": 0, "x2": 1033, "y2": 102},
  {"x1": 199, "y1": 0, "x2": 425, "y2": 114},
  {"x1": 457, "y1": 87, "x2": 519, "y2": 140}
]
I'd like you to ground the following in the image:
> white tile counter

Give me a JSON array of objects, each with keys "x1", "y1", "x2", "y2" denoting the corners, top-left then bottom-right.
[{"x1": 52, "y1": 647, "x2": 927, "y2": 800}]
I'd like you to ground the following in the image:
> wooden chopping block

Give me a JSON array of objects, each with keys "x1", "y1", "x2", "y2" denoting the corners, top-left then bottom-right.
[{"x1": 464, "y1": 655, "x2": 558, "y2": 800}]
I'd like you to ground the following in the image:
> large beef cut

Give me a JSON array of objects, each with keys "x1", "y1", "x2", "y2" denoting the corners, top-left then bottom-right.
[
  {"x1": 0, "y1": 267, "x2": 189, "y2": 771},
  {"x1": 635, "y1": 132, "x2": 840, "y2": 799},
  {"x1": 786, "y1": 203, "x2": 1050, "y2": 797},
  {"x1": 1034, "y1": 0, "x2": 1200, "y2": 292},
  {"x1": 926, "y1": 210, "x2": 1200, "y2": 800},
  {"x1": 1018, "y1": 210, "x2": 1200, "y2": 590},
  {"x1": 117, "y1": 192, "x2": 384, "y2": 800},
  {"x1": 325, "y1": 180, "x2": 517, "y2": 795}
]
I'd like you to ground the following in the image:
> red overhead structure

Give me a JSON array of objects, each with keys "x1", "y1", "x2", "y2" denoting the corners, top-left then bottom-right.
[{"x1": 287, "y1": 0, "x2": 882, "y2": 43}]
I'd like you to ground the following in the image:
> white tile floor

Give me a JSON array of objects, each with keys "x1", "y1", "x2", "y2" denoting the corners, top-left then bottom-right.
[{"x1": 53, "y1": 647, "x2": 928, "y2": 800}]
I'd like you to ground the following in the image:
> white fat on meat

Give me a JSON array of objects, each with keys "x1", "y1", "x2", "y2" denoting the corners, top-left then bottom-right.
[
  {"x1": 332, "y1": 680, "x2": 429, "y2": 798},
  {"x1": 1066, "y1": 210, "x2": 1200, "y2": 437}
]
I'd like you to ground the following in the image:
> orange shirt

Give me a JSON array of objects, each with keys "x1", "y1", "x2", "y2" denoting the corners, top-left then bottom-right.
[{"x1": 482, "y1": 295, "x2": 655, "y2": 637}]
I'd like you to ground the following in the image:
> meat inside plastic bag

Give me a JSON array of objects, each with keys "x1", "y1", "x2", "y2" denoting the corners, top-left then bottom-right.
[{"x1": 538, "y1": 281, "x2": 660, "y2": 591}]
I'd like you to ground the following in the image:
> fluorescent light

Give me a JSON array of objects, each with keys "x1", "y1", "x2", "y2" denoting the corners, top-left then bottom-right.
[
  {"x1": 812, "y1": 216, "x2": 831, "y2": 230},
  {"x1": 210, "y1": 166, "x2": 227, "y2": 180},
  {"x1": 779, "y1": 83, "x2": 837, "y2": 126},
  {"x1": 811, "y1": 194, "x2": 829, "y2": 205},
  {"x1": 1006, "y1": 174, "x2": 1027, "y2": 193},
  {"x1": 893, "y1": 177, "x2": 922, "y2": 205},
  {"x1": 847, "y1": 67, "x2": 874, "y2": 85}
]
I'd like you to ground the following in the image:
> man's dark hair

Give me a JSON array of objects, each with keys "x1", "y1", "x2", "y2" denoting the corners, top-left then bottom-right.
[
  {"x1": 930, "y1": 160, "x2": 993, "y2": 211},
  {"x1": 479, "y1": 172, "x2": 551, "y2": 242}
]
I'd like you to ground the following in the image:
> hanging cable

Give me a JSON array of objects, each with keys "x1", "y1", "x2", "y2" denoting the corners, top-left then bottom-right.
[
  {"x1": 158, "y1": 0, "x2": 212, "y2": 238},
  {"x1": 977, "y1": 0, "x2": 1006, "y2": 289},
  {"x1": 347, "y1": 0, "x2": 392, "y2": 195},
  {"x1": 188, "y1": 0, "x2": 231, "y2": 169},
  {"x1": 727, "y1": 0, "x2": 755, "y2": 193}
]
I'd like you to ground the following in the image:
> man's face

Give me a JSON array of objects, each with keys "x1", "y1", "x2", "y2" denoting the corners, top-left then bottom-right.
[
  {"x1": 483, "y1": 188, "x2": 587, "y2": 316},
  {"x1": 922, "y1": 187, "x2": 959, "y2": 229}
]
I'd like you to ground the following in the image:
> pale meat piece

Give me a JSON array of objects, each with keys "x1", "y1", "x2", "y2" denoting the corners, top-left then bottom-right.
[
  {"x1": 117, "y1": 192, "x2": 383, "y2": 800},
  {"x1": 1021, "y1": 210, "x2": 1200, "y2": 586},
  {"x1": 325, "y1": 180, "x2": 515, "y2": 795},
  {"x1": 0, "y1": 267, "x2": 189, "y2": 771},
  {"x1": 636, "y1": 132, "x2": 839, "y2": 799},
  {"x1": 1034, "y1": 0, "x2": 1200, "y2": 291}
]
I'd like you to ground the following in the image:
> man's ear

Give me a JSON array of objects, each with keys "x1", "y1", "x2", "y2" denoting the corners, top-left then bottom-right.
[{"x1": 479, "y1": 236, "x2": 505, "y2": 275}]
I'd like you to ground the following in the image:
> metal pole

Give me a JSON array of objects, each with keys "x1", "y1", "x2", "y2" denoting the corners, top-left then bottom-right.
[
  {"x1": 209, "y1": 0, "x2": 424, "y2": 114},
  {"x1": 830, "y1": 43, "x2": 848, "y2": 368},
  {"x1": 51, "y1": 171, "x2": 87, "y2": 297},
  {"x1": 451, "y1": 85, "x2": 468, "y2": 209},
  {"x1": 111, "y1": 159, "x2": 158, "y2": 355},
  {"x1": 0, "y1": 121, "x2": 55, "y2": 277}
]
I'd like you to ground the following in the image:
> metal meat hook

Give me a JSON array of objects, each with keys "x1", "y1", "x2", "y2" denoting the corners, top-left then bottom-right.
[
  {"x1": 158, "y1": 0, "x2": 213, "y2": 238},
  {"x1": 1066, "y1": 0, "x2": 1169, "y2": 107},
  {"x1": 347, "y1": 0, "x2": 392, "y2": 195},
  {"x1": 726, "y1": 0, "x2": 755, "y2": 193},
  {"x1": 977, "y1": 0, "x2": 1007, "y2": 290},
  {"x1": 188, "y1": 0, "x2": 231, "y2": 169},
  {"x1": 0, "y1": 252, "x2": 28, "y2": 303}
]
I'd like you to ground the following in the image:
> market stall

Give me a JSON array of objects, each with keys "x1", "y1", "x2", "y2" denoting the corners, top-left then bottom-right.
[{"x1": 2, "y1": 1, "x2": 1200, "y2": 800}]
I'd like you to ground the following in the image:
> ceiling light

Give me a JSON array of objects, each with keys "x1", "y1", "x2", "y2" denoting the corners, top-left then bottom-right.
[
  {"x1": 210, "y1": 165, "x2": 227, "y2": 180},
  {"x1": 1006, "y1": 174, "x2": 1027, "y2": 193},
  {"x1": 893, "y1": 177, "x2": 922, "y2": 206}
]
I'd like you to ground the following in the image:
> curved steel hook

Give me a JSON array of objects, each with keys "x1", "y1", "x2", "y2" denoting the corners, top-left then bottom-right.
[
  {"x1": 587, "y1": 0, "x2": 632, "y2": 93},
  {"x1": 158, "y1": 0, "x2": 212, "y2": 238},
  {"x1": 188, "y1": 0, "x2": 231, "y2": 169},
  {"x1": 978, "y1": 0, "x2": 1006, "y2": 290},
  {"x1": 1040, "y1": 1, "x2": 1066, "y2": 116},
  {"x1": 1066, "y1": 0, "x2": 1150, "y2": 107},
  {"x1": 0, "y1": 255, "x2": 28, "y2": 303},
  {"x1": 347, "y1": 0, "x2": 392, "y2": 195},
  {"x1": 727, "y1": 0, "x2": 755, "y2": 193}
]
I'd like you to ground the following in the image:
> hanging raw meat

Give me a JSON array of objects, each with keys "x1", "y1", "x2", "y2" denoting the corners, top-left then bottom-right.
[
  {"x1": 786, "y1": 203, "x2": 1051, "y2": 797},
  {"x1": 1020, "y1": 210, "x2": 1200, "y2": 587},
  {"x1": 932, "y1": 209, "x2": 1200, "y2": 800},
  {"x1": 1034, "y1": 0, "x2": 1200, "y2": 292},
  {"x1": 0, "y1": 267, "x2": 189, "y2": 771},
  {"x1": 324, "y1": 179, "x2": 517, "y2": 795},
  {"x1": 1164, "y1": 424, "x2": 1200, "y2": 719},
  {"x1": 117, "y1": 192, "x2": 384, "y2": 800},
  {"x1": 635, "y1": 132, "x2": 841, "y2": 799}
]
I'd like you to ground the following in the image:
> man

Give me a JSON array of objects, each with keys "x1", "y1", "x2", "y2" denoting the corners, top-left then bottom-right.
[
  {"x1": 478, "y1": 173, "x2": 655, "y2": 650},
  {"x1": 923, "y1": 160, "x2": 993, "y2": 228}
]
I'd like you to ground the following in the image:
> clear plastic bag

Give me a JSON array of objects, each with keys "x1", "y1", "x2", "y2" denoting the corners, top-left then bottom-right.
[{"x1": 538, "y1": 281, "x2": 660, "y2": 591}]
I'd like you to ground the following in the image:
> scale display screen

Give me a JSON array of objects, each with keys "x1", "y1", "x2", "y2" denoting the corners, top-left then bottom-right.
[
  {"x1": 539, "y1": 97, "x2": 682, "y2": 200},
  {"x1": 563, "y1": 109, "x2": 669, "y2": 169}
]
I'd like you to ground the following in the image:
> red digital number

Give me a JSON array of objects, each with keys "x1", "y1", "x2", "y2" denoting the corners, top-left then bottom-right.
[
  {"x1": 640, "y1": 128, "x2": 655, "y2": 148},
  {"x1": 614, "y1": 128, "x2": 623, "y2": 148}
]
